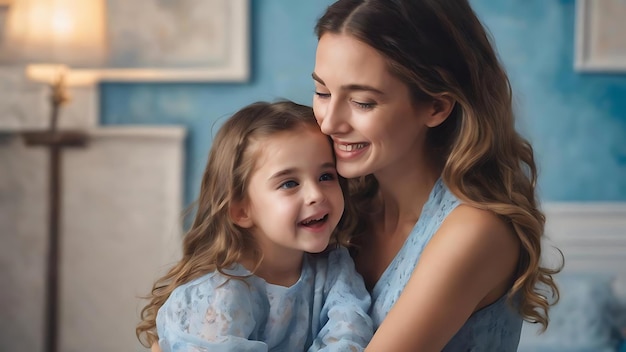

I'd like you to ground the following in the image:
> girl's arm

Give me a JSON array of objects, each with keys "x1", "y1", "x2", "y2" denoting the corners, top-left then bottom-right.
[
  {"x1": 365, "y1": 204, "x2": 520, "y2": 352},
  {"x1": 309, "y1": 246, "x2": 374, "y2": 352}
]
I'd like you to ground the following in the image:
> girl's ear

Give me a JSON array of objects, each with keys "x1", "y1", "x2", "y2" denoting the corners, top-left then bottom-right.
[
  {"x1": 230, "y1": 201, "x2": 253, "y2": 228},
  {"x1": 425, "y1": 94, "x2": 455, "y2": 128}
]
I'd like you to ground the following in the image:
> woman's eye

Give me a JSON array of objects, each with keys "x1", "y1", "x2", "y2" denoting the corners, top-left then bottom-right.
[
  {"x1": 353, "y1": 100, "x2": 376, "y2": 110},
  {"x1": 279, "y1": 180, "x2": 298, "y2": 189},
  {"x1": 314, "y1": 91, "x2": 331, "y2": 99},
  {"x1": 320, "y1": 172, "x2": 336, "y2": 182}
]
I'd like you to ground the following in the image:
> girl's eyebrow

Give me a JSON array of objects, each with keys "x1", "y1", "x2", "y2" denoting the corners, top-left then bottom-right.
[
  {"x1": 269, "y1": 162, "x2": 336, "y2": 181},
  {"x1": 312, "y1": 72, "x2": 385, "y2": 96},
  {"x1": 269, "y1": 168, "x2": 296, "y2": 181},
  {"x1": 320, "y1": 161, "x2": 337, "y2": 170}
]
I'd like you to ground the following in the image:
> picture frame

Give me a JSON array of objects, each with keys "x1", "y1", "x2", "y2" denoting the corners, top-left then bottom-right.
[
  {"x1": 0, "y1": 0, "x2": 250, "y2": 82},
  {"x1": 79, "y1": 0, "x2": 250, "y2": 82},
  {"x1": 575, "y1": 0, "x2": 626, "y2": 72}
]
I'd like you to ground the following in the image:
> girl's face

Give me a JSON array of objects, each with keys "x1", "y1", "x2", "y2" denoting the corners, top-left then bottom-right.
[
  {"x1": 239, "y1": 126, "x2": 344, "y2": 262},
  {"x1": 312, "y1": 33, "x2": 432, "y2": 179}
]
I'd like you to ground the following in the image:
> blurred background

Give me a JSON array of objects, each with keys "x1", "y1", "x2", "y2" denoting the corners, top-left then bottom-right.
[{"x1": 1, "y1": 0, "x2": 625, "y2": 351}]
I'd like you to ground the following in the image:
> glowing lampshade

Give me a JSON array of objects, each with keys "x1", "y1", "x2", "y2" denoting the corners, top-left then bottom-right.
[{"x1": 3, "y1": 0, "x2": 107, "y2": 68}]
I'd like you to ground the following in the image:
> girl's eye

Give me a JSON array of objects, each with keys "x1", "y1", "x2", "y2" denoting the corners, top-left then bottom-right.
[
  {"x1": 314, "y1": 91, "x2": 331, "y2": 99},
  {"x1": 353, "y1": 100, "x2": 376, "y2": 110},
  {"x1": 320, "y1": 172, "x2": 336, "y2": 182},
  {"x1": 279, "y1": 180, "x2": 299, "y2": 189}
]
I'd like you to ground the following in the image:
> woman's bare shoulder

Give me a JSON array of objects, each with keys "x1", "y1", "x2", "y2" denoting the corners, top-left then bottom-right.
[
  {"x1": 422, "y1": 203, "x2": 520, "y2": 299},
  {"x1": 438, "y1": 203, "x2": 518, "y2": 252}
]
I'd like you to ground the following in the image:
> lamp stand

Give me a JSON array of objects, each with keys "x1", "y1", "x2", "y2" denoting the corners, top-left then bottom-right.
[{"x1": 21, "y1": 73, "x2": 88, "y2": 352}]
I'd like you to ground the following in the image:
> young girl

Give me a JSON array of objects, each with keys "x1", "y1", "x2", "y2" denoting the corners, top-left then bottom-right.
[{"x1": 136, "y1": 101, "x2": 373, "y2": 351}]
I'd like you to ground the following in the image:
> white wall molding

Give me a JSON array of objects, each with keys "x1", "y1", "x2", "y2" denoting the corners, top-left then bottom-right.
[
  {"x1": 543, "y1": 202, "x2": 626, "y2": 298},
  {"x1": 88, "y1": 126, "x2": 187, "y2": 140}
]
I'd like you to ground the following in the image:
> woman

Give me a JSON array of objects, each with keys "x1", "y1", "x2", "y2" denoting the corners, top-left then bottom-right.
[{"x1": 311, "y1": 0, "x2": 561, "y2": 351}]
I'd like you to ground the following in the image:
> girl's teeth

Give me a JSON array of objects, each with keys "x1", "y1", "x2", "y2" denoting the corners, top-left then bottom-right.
[{"x1": 302, "y1": 215, "x2": 326, "y2": 225}]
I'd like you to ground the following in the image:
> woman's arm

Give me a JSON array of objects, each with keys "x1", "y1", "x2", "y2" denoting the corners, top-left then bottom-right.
[{"x1": 365, "y1": 204, "x2": 520, "y2": 352}]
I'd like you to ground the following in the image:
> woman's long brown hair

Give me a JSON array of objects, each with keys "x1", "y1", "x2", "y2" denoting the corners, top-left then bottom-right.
[{"x1": 316, "y1": 0, "x2": 562, "y2": 331}]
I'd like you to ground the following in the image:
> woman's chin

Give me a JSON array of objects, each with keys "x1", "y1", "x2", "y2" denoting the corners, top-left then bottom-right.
[{"x1": 337, "y1": 164, "x2": 369, "y2": 179}]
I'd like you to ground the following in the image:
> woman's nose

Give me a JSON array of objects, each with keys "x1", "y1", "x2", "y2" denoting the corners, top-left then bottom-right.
[{"x1": 316, "y1": 101, "x2": 347, "y2": 136}]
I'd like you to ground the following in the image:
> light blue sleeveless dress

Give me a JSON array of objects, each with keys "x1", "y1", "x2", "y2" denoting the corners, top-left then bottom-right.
[
  {"x1": 369, "y1": 178, "x2": 522, "y2": 351},
  {"x1": 157, "y1": 246, "x2": 373, "y2": 352}
]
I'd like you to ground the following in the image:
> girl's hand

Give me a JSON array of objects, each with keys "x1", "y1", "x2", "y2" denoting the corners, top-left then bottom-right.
[{"x1": 151, "y1": 342, "x2": 162, "y2": 352}]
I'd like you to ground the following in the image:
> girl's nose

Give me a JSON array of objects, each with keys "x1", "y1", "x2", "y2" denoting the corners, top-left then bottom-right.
[{"x1": 305, "y1": 183, "x2": 325, "y2": 205}]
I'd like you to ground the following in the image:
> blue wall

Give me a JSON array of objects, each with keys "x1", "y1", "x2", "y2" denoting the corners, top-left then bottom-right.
[{"x1": 100, "y1": 0, "x2": 626, "y2": 205}]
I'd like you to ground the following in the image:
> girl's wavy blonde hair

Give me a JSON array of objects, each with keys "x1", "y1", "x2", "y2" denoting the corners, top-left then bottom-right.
[
  {"x1": 136, "y1": 100, "x2": 357, "y2": 347},
  {"x1": 316, "y1": 0, "x2": 563, "y2": 331}
]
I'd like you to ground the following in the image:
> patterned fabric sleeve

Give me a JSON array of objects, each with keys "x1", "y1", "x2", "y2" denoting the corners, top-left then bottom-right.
[
  {"x1": 157, "y1": 274, "x2": 269, "y2": 352},
  {"x1": 308, "y1": 247, "x2": 374, "y2": 352}
]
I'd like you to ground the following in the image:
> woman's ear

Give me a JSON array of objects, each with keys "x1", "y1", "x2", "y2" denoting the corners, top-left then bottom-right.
[
  {"x1": 425, "y1": 94, "x2": 455, "y2": 128},
  {"x1": 229, "y1": 201, "x2": 253, "y2": 228}
]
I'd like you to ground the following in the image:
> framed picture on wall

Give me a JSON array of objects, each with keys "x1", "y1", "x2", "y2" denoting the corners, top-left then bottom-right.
[
  {"x1": 575, "y1": 0, "x2": 626, "y2": 72},
  {"x1": 0, "y1": 0, "x2": 250, "y2": 82},
  {"x1": 88, "y1": 0, "x2": 250, "y2": 82}
]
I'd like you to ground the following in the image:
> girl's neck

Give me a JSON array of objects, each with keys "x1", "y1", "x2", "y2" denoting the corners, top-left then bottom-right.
[{"x1": 241, "y1": 251, "x2": 304, "y2": 287}]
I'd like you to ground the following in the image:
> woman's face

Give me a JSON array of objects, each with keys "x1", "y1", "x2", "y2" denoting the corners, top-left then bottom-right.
[{"x1": 312, "y1": 33, "x2": 431, "y2": 179}]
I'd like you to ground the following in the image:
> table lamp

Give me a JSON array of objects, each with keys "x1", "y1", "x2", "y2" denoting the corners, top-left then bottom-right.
[{"x1": 2, "y1": 1, "x2": 107, "y2": 351}]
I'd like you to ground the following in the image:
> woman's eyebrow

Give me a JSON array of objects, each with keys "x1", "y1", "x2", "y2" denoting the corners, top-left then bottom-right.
[
  {"x1": 312, "y1": 72, "x2": 325, "y2": 85},
  {"x1": 312, "y1": 72, "x2": 384, "y2": 95}
]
